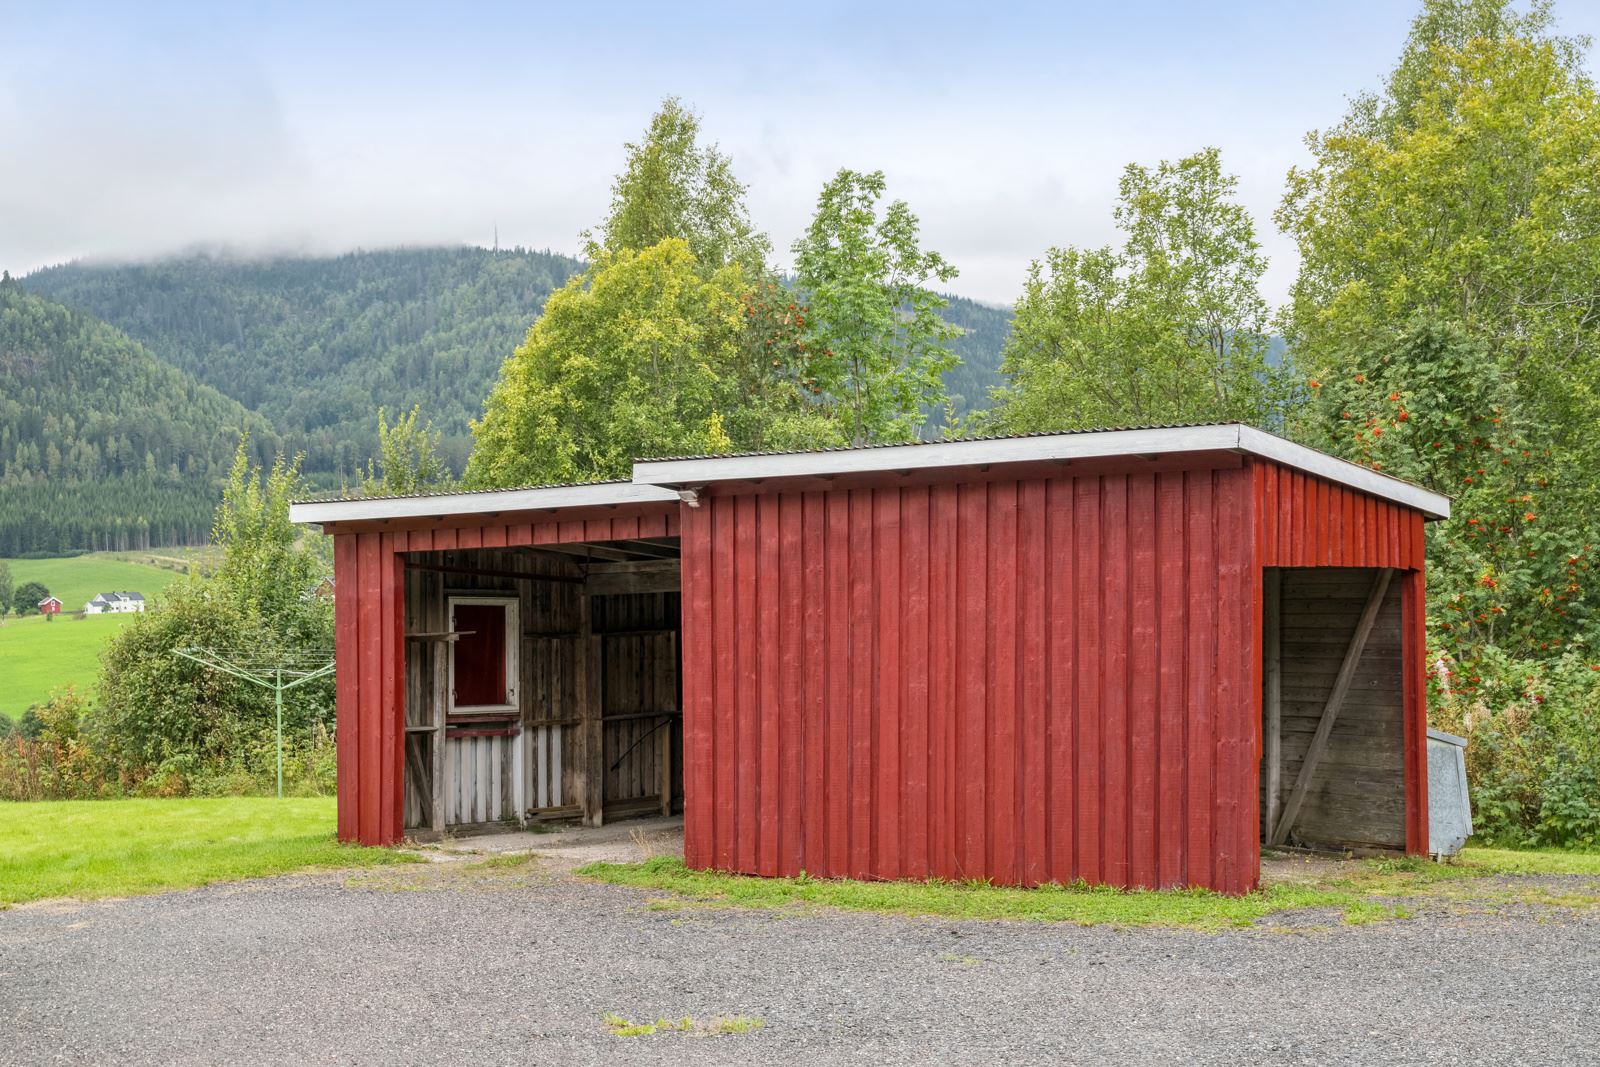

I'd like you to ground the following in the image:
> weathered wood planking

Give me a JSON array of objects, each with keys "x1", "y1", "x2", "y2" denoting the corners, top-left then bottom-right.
[
  {"x1": 401, "y1": 546, "x2": 593, "y2": 829},
  {"x1": 1261, "y1": 567, "x2": 1406, "y2": 849}
]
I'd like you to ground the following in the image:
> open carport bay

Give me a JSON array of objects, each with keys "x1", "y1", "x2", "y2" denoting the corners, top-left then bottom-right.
[{"x1": 3, "y1": 844, "x2": 1597, "y2": 1066}]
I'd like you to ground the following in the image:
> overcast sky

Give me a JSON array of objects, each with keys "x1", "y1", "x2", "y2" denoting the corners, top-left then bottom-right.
[{"x1": 4, "y1": 1, "x2": 1598, "y2": 307}]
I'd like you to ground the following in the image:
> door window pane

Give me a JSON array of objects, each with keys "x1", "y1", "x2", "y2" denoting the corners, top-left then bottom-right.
[{"x1": 453, "y1": 603, "x2": 508, "y2": 707}]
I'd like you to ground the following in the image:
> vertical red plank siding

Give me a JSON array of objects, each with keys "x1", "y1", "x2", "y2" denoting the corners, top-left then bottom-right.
[
  {"x1": 927, "y1": 484, "x2": 957, "y2": 879},
  {"x1": 1017, "y1": 480, "x2": 1048, "y2": 885},
  {"x1": 1100, "y1": 477, "x2": 1130, "y2": 887},
  {"x1": 1045, "y1": 479, "x2": 1075, "y2": 883},
  {"x1": 680, "y1": 501, "x2": 715, "y2": 870},
  {"x1": 711, "y1": 498, "x2": 738, "y2": 870},
  {"x1": 380, "y1": 531, "x2": 403, "y2": 844},
  {"x1": 955, "y1": 483, "x2": 987, "y2": 878},
  {"x1": 733, "y1": 496, "x2": 758, "y2": 874},
  {"x1": 333, "y1": 534, "x2": 359, "y2": 843},
  {"x1": 847, "y1": 490, "x2": 875, "y2": 878},
  {"x1": 901, "y1": 489, "x2": 931, "y2": 877},
  {"x1": 1213, "y1": 467, "x2": 1253, "y2": 891},
  {"x1": 1126, "y1": 475, "x2": 1158, "y2": 888},
  {"x1": 1155, "y1": 473, "x2": 1187, "y2": 886},
  {"x1": 678, "y1": 465, "x2": 1278, "y2": 895},
  {"x1": 986, "y1": 481, "x2": 1018, "y2": 884},
  {"x1": 756, "y1": 494, "x2": 781, "y2": 875},
  {"x1": 331, "y1": 530, "x2": 408, "y2": 846},
  {"x1": 1184, "y1": 473, "x2": 1216, "y2": 889},
  {"x1": 823, "y1": 493, "x2": 851, "y2": 876},
  {"x1": 874, "y1": 490, "x2": 903, "y2": 879},
  {"x1": 356, "y1": 533, "x2": 382, "y2": 844},
  {"x1": 1403, "y1": 567, "x2": 1430, "y2": 854},
  {"x1": 800, "y1": 493, "x2": 827, "y2": 868},
  {"x1": 1073, "y1": 478, "x2": 1104, "y2": 885},
  {"x1": 777, "y1": 493, "x2": 805, "y2": 875}
]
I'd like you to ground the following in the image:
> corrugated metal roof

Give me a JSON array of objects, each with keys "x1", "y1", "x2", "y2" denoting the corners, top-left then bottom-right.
[
  {"x1": 291, "y1": 478, "x2": 633, "y2": 507},
  {"x1": 636, "y1": 422, "x2": 1236, "y2": 463}
]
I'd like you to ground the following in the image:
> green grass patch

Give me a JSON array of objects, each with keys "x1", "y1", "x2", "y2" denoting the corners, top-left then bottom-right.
[
  {"x1": 601, "y1": 1012, "x2": 764, "y2": 1038},
  {"x1": 577, "y1": 856, "x2": 1413, "y2": 930},
  {"x1": 465, "y1": 852, "x2": 539, "y2": 871},
  {"x1": 0, "y1": 612, "x2": 140, "y2": 716},
  {"x1": 1457, "y1": 846, "x2": 1600, "y2": 876},
  {"x1": 580, "y1": 850, "x2": 1600, "y2": 930},
  {"x1": 0, "y1": 796, "x2": 413, "y2": 905}
]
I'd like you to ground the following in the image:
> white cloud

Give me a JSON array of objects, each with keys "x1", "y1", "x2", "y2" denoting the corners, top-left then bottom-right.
[{"x1": 4, "y1": 1, "x2": 1597, "y2": 310}]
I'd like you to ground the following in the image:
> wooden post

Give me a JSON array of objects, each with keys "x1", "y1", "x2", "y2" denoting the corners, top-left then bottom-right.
[
  {"x1": 660, "y1": 629, "x2": 678, "y2": 817},
  {"x1": 577, "y1": 587, "x2": 604, "y2": 827},
  {"x1": 1263, "y1": 569, "x2": 1282, "y2": 843},
  {"x1": 430, "y1": 573, "x2": 447, "y2": 832},
  {"x1": 1271, "y1": 568, "x2": 1393, "y2": 845},
  {"x1": 659, "y1": 719, "x2": 675, "y2": 817}
]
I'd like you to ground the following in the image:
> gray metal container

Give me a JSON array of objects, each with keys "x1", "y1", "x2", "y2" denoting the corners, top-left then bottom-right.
[{"x1": 1427, "y1": 728, "x2": 1473, "y2": 858}]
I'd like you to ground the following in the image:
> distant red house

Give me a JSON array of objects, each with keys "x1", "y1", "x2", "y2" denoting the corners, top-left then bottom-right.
[{"x1": 37, "y1": 596, "x2": 62, "y2": 616}]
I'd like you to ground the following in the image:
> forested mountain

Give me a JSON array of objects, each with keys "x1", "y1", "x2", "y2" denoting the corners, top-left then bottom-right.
[
  {"x1": 0, "y1": 280, "x2": 278, "y2": 555},
  {"x1": 7, "y1": 248, "x2": 1010, "y2": 552},
  {"x1": 24, "y1": 247, "x2": 585, "y2": 476},
  {"x1": 24, "y1": 247, "x2": 1014, "y2": 459},
  {"x1": 940, "y1": 293, "x2": 1012, "y2": 419}
]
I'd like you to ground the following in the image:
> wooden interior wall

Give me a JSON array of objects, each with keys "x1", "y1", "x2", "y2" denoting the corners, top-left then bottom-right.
[
  {"x1": 401, "y1": 548, "x2": 580, "y2": 829},
  {"x1": 594, "y1": 593, "x2": 682, "y2": 817},
  {"x1": 397, "y1": 550, "x2": 682, "y2": 830},
  {"x1": 679, "y1": 467, "x2": 1263, "y2": 895},
  {"x1": 1262, "y1": 568, "x2": 1406, "y2": 849},
  {"x1": 333, "y1": 507, "x2": 680, "y2": 845},
  {"x1": 1252, "y1": 460, "x2": 1429, "y2": 853}
]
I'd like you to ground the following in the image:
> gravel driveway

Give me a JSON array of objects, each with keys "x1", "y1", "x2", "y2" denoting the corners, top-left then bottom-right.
[{"x1": 3, "y1": 826, "x2": 1597, "y2": 1066}]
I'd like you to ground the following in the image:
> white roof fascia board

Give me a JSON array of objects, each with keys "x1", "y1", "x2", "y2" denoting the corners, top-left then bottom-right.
[
  {"x1": 631, "y1": 424, "x2": 1451, "y2": 519},
  {"x1": 289, "y1": 482, "x2": 680, "y2": 526},
  {"x1": 1236, "y1": 426, "x2": 1449, "y2": 519},
  {"x1": 633, "y1": 425, "x2": 1242, "y2": 486}
]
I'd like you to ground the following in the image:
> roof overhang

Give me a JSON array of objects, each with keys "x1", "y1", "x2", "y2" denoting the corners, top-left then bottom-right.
[
  {"x1": 633, "y1": 424, "x2": 1451, "y2": 520},
  {"x1": 289, "y1": 481, "x2": 681, "y2": 527}
]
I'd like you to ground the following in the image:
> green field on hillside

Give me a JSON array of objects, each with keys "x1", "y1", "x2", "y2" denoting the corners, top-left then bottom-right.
[
  {"x1": 0, "y1": 613, "x2": 137, "y2": 717},
  {"x1": 3, "y1": 553, "x2": 181, "y2": 615},
  {"x1": 0, "y1": 553, "x2": 182, "y2": 717}
]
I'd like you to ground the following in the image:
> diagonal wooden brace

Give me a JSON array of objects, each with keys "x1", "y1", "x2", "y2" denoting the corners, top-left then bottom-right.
[{"x1": 1270, "y1": 568, "x2": 1394, "y2": 846}]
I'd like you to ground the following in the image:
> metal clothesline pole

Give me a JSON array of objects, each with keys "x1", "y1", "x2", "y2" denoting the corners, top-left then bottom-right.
[{"x1": 173, "y1": 647, "x2": 334, "y2": 799}]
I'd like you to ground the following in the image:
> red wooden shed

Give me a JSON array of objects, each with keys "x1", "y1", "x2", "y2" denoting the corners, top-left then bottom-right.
[{"x1": 291, "y1": 424, "x2": 1449, "y2": 895}]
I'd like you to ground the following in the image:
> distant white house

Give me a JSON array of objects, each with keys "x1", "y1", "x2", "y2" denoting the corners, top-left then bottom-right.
[{"x1": 84, "y1": 591, "x2": 146, "y2": 615}]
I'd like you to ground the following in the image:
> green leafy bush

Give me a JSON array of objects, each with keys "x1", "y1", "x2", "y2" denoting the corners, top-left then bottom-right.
[
  {"x1": 0, "y1": 441, "x2": 338, "y2": 802},
  {"x1": 1433, "y1": 649, "x2": 1600, "y2": 848}
]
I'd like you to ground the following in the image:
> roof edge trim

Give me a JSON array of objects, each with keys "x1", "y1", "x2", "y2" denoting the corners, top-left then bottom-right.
[
  {"x1": 632, "y1": 423, "x2": 1451, "y2": 519},
  {"x1": 289, "y1": 481, "x2": 680, "y2": 526},
  {"x1": 1236, "y1": 426, "x2": 1450, "y2": 519}
]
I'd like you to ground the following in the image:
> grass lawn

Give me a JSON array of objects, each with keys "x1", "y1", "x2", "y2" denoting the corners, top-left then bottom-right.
[
  {"x1": 579, "y1": 848, "x2": 1600, "y2": 930},
  {"x1": 0, "y1": 796, "x2": 414, "y2": 906},
  {"x1": 0, "y1": 613, "x2": 139, "y2": 716}
]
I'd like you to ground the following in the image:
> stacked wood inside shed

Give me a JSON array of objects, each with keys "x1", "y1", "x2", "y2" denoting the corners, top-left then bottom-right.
[{"x1": 401, "y1": 540, "x2": 683, "y2": 833}]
